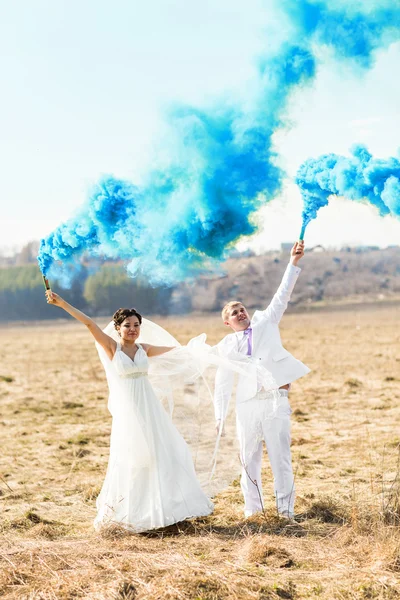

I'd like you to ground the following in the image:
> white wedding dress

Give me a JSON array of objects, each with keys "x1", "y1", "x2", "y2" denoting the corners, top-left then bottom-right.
[{"x1": 94, "y1": 338, "x2": 214, "y2": 532}]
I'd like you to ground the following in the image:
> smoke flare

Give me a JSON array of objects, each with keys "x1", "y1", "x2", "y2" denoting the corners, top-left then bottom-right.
[
  {"x1": 38, "y1": 1, "x2": 400, "y2": 285},
  {"x1": 296, "y1": 145, "x2": 400, "y2": 234}
]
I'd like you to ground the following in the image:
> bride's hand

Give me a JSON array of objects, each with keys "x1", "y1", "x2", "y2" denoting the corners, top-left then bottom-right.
[{"x1": 46, "y1": 290, "x2": 64, "y2": 307}]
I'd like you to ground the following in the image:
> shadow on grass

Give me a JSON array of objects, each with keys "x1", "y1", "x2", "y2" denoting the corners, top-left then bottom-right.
[{"x1": 141, "y1": 515, "x2": 311, "y2": 539}]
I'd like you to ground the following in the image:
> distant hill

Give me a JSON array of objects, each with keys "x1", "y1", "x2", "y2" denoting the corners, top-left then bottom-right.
[
  {"x1": 169, "y1": 246, "x2": 400, "y2": 313},
  {"x1": 1, "y1": 244, "x2": 399, "y2": 320}
]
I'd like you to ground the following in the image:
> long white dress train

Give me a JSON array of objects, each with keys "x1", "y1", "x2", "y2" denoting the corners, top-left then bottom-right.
[{"x1": 94, "y1": 342, "x2": 213, "y2": 532}]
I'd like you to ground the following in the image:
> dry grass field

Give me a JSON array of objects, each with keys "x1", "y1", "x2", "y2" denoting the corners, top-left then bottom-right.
[{"x1": 1, "y1": 305, "x2": 400, "y2": 599}]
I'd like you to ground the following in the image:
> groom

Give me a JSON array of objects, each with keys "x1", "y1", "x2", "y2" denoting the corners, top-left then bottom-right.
[{"x1": 214, "y1": 241, "x2": 310, "y2": 518}]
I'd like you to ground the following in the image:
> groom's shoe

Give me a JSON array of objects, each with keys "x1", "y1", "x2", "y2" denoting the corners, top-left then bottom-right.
[
  {"x1": 244, "y1": 509, "x2": 261, "y2": 518},
  {"x1": 279, "y1": 510, "x2": 294, "y2": 521}
]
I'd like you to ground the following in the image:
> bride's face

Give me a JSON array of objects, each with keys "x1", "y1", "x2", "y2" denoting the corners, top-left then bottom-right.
[{"x1": 118, "y1": 317, "x2": 141, "y2": 342}]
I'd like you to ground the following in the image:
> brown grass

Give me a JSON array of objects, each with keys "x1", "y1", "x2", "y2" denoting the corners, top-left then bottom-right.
[{"x1": 1, "y1": 305, "x2": 400, "y2": 598}]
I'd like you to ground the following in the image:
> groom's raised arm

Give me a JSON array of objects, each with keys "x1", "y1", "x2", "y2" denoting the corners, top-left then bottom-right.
[{"x1": 256, "y1": 241, "x2": 304, "y2": 325}]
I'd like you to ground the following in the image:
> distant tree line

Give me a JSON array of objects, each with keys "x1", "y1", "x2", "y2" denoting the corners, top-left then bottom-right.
[
  {"x1": 0, "y1": 264, "x2": 172, "y2": 321},
  {"x1": 1, "y1": 242, "x2": 399, "y2": 321}
]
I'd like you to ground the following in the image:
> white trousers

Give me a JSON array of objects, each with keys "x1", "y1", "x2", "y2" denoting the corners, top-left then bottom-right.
[{"x1": 236, "y1": 389, "x2": 295, "y2": 516}]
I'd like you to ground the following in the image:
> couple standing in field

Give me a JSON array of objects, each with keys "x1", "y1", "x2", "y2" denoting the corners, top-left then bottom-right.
[{"x1": 46, "y1": 240, "x2": 309, "y2": 532}]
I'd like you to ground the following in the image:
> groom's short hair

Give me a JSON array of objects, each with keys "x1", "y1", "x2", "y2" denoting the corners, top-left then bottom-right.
[{"x1": 221, "y1": 301, "x2": 243, "y2": 321}]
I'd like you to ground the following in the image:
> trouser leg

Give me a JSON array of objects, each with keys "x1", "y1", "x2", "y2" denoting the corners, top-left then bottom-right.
[
  {"x1": 240, "y1": 441, "x2": 264, "y2": 514},
  {"x1": 262, "y1": 405, "x2": 295, "y2": 516},
  {"x1": 237, "y1": 413, "x2": 264, "y2": 514}
]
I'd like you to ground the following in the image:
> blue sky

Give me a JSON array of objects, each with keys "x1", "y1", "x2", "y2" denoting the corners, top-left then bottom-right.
[{"x1": 1, "y1": 0, "x2": 399, "y2": 254}]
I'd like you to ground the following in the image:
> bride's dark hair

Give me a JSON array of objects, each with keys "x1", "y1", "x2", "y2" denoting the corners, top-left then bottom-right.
[{"x1": 113, "y1": 308, "x2": 143, "y2": 328}]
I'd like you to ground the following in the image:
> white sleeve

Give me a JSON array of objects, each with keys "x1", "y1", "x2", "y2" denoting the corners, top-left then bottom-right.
[
  {"x1": 258, "y1": 263, "x2": 301, "y2": 324},
  {"x1": 214, "y1": 366, "x2": 235, "y2": 422}
]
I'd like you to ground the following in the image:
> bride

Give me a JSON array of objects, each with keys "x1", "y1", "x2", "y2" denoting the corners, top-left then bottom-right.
[{"x1": 46, "y1": 290, "x2": 214, "y2": 532}]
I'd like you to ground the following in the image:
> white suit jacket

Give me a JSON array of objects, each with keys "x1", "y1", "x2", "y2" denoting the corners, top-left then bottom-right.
[{"x1": 214, "y1": 263, "x2": 310, "y2": 421}]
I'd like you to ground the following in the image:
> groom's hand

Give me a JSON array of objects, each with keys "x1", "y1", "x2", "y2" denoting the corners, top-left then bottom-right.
[{"x1": 290, "y1": 241, "x2": 305, "y2": 266}]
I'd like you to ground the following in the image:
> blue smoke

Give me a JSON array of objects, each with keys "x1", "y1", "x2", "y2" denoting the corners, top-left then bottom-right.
[
  {"x1": 296, "y1": 145, "x2": 400, "y2": 234},
  {"x1": 38, "y1": 0, "x2": 400, "y2": 285}
]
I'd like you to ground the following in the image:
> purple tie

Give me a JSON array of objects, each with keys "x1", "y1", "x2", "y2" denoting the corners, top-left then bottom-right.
[{"x1": 243, "y1": 327, "x2": 253, "y2": 356}]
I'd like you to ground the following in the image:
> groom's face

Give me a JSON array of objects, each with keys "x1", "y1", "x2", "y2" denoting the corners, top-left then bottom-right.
[{"x1": 224, "y1": 303, "x2": 251, "y2": 332}]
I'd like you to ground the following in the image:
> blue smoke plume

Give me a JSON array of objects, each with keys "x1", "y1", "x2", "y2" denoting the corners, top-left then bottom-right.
[
  {"x1": 297, "y1": 145, "x2": 400, "y2": 236},
  {"x1": 38, "y1": 0, "x2": 400, "y2": 285}
]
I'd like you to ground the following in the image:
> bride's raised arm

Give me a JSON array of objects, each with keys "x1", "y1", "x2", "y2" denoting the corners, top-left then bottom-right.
[{"x1": 46, "y1": 290, "x2": 117, "y2": 360}]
